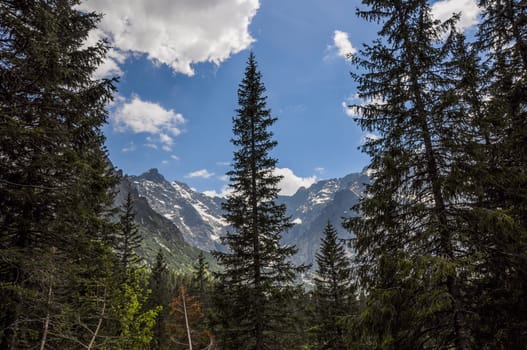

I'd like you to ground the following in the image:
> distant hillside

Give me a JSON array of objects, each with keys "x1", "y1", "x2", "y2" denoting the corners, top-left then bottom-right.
[
  {"x1": 114, "y1": 172, "x2": 215, "y2": 271},
  {"x1": 129, "y1": 168, "x2": 227, "y2": 251}
]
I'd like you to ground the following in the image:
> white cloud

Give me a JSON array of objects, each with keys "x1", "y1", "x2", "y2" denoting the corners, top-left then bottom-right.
[
  {"x1": 170, "y1": 155, "x2": 180, "y2": 160},
  {"x1": 333, "y1": 30, "x2": 356, "y2": 59},
  {"x1": 79, "y1": 0, "x2": 260, "y2": 76},
  {"x1": 203, "y1": 185, "x2": 232, "y2": 198},
  {"x1": 113, "y1": 96, "x2": 185, "y2": 149},
  {"x1": 203, "y1": 168, "x2": 316, "y2": 198},
  {"x1": 274, "y1": 168, "x2": 317, "y2": 196},
  {"x1": 121, "y1": 142, "x2": 136, "y2": 152},
  {"x1": 315, "y1": 167, "x2": 325, "y2": 174},
  {"x1": 431, "y1": 0, "x2": 480, "y2": 31},
  {"x1": 342, "y1": 100, "x2": 357, "y2": 117},
  {"x1": 185, "y1": 169, "x2": 215, "y2": 179}
]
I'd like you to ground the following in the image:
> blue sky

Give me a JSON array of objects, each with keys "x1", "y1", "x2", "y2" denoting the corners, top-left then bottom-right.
[{"x1": 79, "y1": 0, "x2": 480, "y2": 196}]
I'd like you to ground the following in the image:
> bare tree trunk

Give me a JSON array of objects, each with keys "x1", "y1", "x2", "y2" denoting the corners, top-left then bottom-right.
[
  {"x1": 39, "y1": 283, "x2": 53, "y2": 350},
  {"x1": 181, "y1": 287, "x2": 193, "y2": 350},
  {"x1": 87, "y1": 289, "x2": 106, "y2": 350}
]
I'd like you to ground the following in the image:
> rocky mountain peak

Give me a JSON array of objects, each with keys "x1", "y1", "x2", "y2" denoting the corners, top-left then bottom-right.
[{"x1": 139, "y1": 168, "x2": 168, "y2": 183}]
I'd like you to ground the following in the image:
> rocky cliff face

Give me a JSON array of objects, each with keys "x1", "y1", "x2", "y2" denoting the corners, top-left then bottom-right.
[
  {"x1": 128, "y1": 169, "x2": 227, "y2": 252},
  {"x1": 114, "y1": 173, "x2": 210, "y2": 270}
]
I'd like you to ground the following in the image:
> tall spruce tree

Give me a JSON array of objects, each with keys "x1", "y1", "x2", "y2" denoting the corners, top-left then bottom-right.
[
  {"x1": 0, "y1": 0, "x2": 117, "y2": 348},
  {"x1": 467, "y1": 1, "x2": 527, "y2": 346},
  {"x1": 343, "y1": 2, "x2": 480, "y2": 349},
  {"x1": 312, "y1": 222, "x2": 355, "y2": 350},
  {"x1": 213, "y1": 52, "x2": 306, "y2": 350}
]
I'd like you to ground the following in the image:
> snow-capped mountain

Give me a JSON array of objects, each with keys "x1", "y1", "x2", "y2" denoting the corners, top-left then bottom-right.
[
  {"x1": 114, "y1": 172, "x2": 209, "y2": 270},
  {"x1": 127, "y1": 168, "x2": 370, "y2": 270},
  {"x1": 129, "y1": 169, "x2": 227, "y2": 251},
  {"x1": 278, "y1": 171, "x2": 370, "y2": 268}
]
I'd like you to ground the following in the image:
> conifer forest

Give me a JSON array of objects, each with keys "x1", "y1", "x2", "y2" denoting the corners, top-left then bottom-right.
[{"x1": 1, "y1": 0, "x2": 526, "y2": 349}]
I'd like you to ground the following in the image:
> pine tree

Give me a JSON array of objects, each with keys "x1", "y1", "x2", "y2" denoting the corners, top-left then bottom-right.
[
  {"x1": 0, "y1": 0, "x2": 117, "y2": 348},
  {"x1": 116, "y1": 191, "x2": 143, "y2": 269},
  {"x1": 148, "y1": 249, "x2": 172, "y2": 350},
  {"x1": 192, "y1": 252, "x2": 210, "y2": 303},
  {"x1": 466, "y1": 1, "x2": 527, "y2": 346},
  {"x1": 213, "y1": 52, "x2": 306, "y2": 350},
  {"x1": 342, "y1": 2, "x2": 480, "y2": 348},
  {"x1": 311, "y1": 222, "x2": 355, "y2": 350}
]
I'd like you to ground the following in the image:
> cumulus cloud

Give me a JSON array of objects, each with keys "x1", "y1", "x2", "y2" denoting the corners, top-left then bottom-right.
[
  {"x1": 203, "y1": 168, "x2": 316, "y2": 198},
  {"x1": 185, "y1": 169, "x2": 215, "y2": 179},
  {"x1": 333, "y1": 30, "x2": 356, "y2": 58},
  {"x1": 121, "y1": 142, "x2": 136, "y2": 152},
  {"x1": 203, "y1": 185, "x2": 232, "y2": 198},
  {"x1": 274, "y1": 168, "x2": 317, "y2": 196},
  {"x1": 113, "y1": 96, "x2": 185, "y2": 149},
  {"x1": 79, "y1": 0, "x2": 260, "y2": 76},
  {"x1": 342, "y1": 101, "x2": 357, "y2": 117},
  {"x1": 431, "y1": 0, "x2": 480, "y2": 31}
]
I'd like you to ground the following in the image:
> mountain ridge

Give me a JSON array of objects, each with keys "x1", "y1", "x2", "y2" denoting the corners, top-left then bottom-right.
[{"x1": 127, "y1": 168, "x2": 370, "y2": 270}]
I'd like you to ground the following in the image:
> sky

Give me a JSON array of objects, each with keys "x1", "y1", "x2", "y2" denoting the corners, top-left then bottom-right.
[{"x1": 78, "y1": 0, "x2": 480, "y2": 197}]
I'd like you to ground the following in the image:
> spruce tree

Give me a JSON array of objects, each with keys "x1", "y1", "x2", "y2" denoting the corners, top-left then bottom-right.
[
  {"x1": 192, "y1": 252, "x2": 209, "y2": 300},
  {"x1": 213, "y1": 52, "x2": 306, "y2": 350},
  {"x1": 467, "y1": 1, "x2": 527, "y2": 346},
  {"x1": 0, "y1": 0, "x2": 117, "y2": 348},
  {"x1": 343, "y1": 2, "x2": 479, "y2": 348},
  {"x1": 312, "y1": 222, "x2": 355, "y2": 350},
  {"x1": 116, "y1": 192, "x2": 143, "y2": 269},
  {"x1": 147, "y1": 249, "x2": 172, "y2": 350}
]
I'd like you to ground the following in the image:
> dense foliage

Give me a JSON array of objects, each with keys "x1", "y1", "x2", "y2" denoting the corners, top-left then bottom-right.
[
  {"x1": 1, "y1": 0, "x2": 525, "y2": 349},
  {"x1": 343, "y1": 0, "x2": 527, "y2": 349},
  {"x1": 0, "y1": 1, "x2": 159, "y2": 348}
]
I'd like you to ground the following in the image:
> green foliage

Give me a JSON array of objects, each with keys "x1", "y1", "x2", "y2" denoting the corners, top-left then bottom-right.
[
  {"x1": 109, "y1": 268, "x2": 161, "y2": 350},
  {"x1": 343, "y1": 1, "x2": 527, "y2": 349},
  {"x1": 213, "y1": 52, "x2": 307, "y2": 350},
  {"x1": 0, "y1": 0, "x2": 118, "y2": 347},
  {"x1": 342, "y1": 1, "x2": 485, "y2": 349},
  {"x1": 0, "y1": 1, "x2": 162, "y2": 349},
  {"x1": 311, "y1": 222, "x2": 356, "y2": 350},
  {"x1": 147, "y1": 249, "x2": 173, "y2": 350},
  {"x1": 115, "y1": 191, "x2": 143, "y2": 269}
]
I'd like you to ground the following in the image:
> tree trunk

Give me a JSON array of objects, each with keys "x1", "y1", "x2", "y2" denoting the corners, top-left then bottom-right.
[
  {"x1": 181, "y1": 287, "x2": 193, "y2": 350},
  {"x1": 39, "y1": 283, "x2": 53, "y2": 350},
  {"x1": 87, "y1": 289, "x2": 106, "y2": 350}
]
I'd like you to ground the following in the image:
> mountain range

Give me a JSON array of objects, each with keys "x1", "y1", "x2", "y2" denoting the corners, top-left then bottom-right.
[{"x1": 121, "y1": 168, "x2": 370, "y2": 271}]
